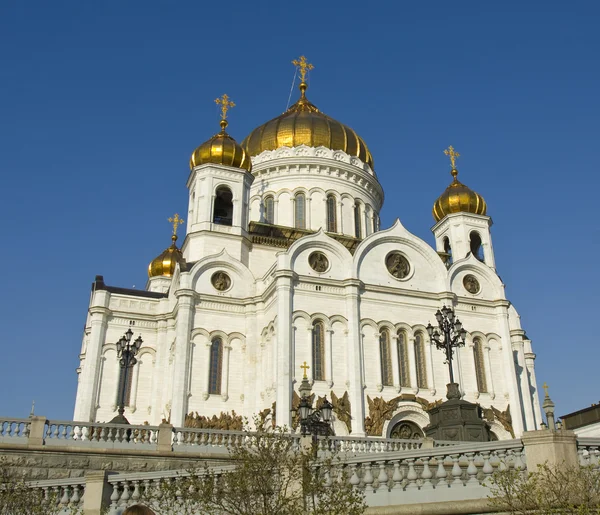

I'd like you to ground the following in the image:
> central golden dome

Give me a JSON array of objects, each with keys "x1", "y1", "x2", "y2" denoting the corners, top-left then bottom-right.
[{"x1": 242, "y1": 82, "x2": 374, "y2": 170}]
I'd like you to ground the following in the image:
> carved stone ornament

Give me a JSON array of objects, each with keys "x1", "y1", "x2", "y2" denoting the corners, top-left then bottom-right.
[
  {"x1": 389, "y1": 420, "x2": 424, "y2": 439},
  {"x1": 364, "y1": 393, "x2": 434, "y2": 436},
  {"x1": 385, "y1": 252, "x2": 411, "y2": 279},
  {"x1": 211, "y1": 271, "x2": 231, "y2": 291},
  {"x1": 481, "y1": 404, "x2": 515, "y2": 438},
  {"x1": 308, "y1": 251, "x2": 329, "y2": 273},
  {"x1": 463, "y1": 274, "x2": 480, "y2": 294},
  {"x1": 184, "y1": 410, "x2": 243, "y2": 430}
]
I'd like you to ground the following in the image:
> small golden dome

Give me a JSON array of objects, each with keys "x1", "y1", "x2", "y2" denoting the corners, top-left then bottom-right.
[
  {"x1": 148, "y1": 234, "x2": 185, "y2": 278},
  {"x1": 433, "y1": 168, "x2": 487, "y2": 223},
  {"x1": 189, "y1": 119, "x2": 252, "y2": 172},
  {"x1": 241, "y1": 81, "x2": 374, "y2": 170}
]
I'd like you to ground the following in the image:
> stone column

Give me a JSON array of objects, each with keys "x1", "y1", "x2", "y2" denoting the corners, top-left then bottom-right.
[
  {"x1": 427, "y1": 339, "x2": 436, "y2": 395},
  {"x1": 74, "y1": 289, "x2": 111, "y2": 422},
  {"x1": 344, "y1": 279, "x2": 365, "y2": 435},
  {"x1": 129, "y1": 358, "x2": 141, "y2": 413},
  {"x1": 336, "y1": 197, "x2": 343, "y2": 234},
  {"x1": 170, "y1": 289, "x2": 195, "y2": 427},
  {"x1": 202, "y1": 339, "x2": 212, "y2": 400},
  {"x1": 496, "y1": 303, "x2": 524, "y2": 436},
  {"x1": 326, "y1": 328, "x2": 334, "y2": 388},
  {"x1": 275, "y1": 270, "x2": 294, "y2": 428},
  {"x1": 306, "y1": 327, "x2": 313, "y2": 381},
  {"x1": 221, "y1": 344, "x2": 232, "y2": 401},
  {"x1": 150, "y1": 317, "x2": 168, "y2": 423},
  {"x1": 407, "y1": 336, "x2": 418, "y2": 394},
  {"x1": 484, "y1": 344, "x2": 496, "y2": 399},
  {"x1": 524, "y1": 339, "x2": 542, "y2": 427},
  {"x1": 390, "y1": 334, "x2": 401, "y2": 393},
  {"x1": 376, "y1": 332, "x2": 384, "y2": 392},
  {"x1": 512, "y1": 331, "x2": 535, "y2": 431}
]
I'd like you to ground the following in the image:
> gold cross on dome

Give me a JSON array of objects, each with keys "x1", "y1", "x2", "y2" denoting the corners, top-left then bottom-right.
[
  {"x1": 168, "y1": 213, "x2": 184, "y2": 236},
  {"x1": 300, "y1": 361, "x2": 310, "y2": 379},
  {"x1": 543, "y1": 382, "x2": 549, "y2": 396},
  {"x1": 444, "y1": 145, "x2": 460, "y2": 170},
  {"x1": 215, "y1": 94, "x2": 235, "y2": 120},
  {"x1": 292, "y1": 55, "x2": 314, "y2": 83}
]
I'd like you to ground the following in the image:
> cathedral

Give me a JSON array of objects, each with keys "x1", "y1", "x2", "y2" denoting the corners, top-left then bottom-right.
[{"x1": 73, "y1": 56, "x2": 542, "y2": 439}]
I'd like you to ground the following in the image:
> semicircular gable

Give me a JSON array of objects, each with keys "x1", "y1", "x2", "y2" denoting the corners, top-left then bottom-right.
[{"x1": 448, "y1": 254, "x2": 505, "y2": 301}]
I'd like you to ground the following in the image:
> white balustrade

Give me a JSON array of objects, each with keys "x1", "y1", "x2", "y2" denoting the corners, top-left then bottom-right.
[
  {"x1": 44, "y1": 420, "x2": 159, "y2": 448},
  {"x1": 0, "y1": 417, "x2": 30, "y2": 442},
  {"x1": 28, "y1": 477, "x2": 85, "y2": 513},
  {"x1": 577, "y1": 437, "x2": 600, "y2": 469}
]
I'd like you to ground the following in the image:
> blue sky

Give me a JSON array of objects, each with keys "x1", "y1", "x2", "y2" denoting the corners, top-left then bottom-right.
[{"x1": 1, "y1": 1, "x2": 598, "y2": 421}]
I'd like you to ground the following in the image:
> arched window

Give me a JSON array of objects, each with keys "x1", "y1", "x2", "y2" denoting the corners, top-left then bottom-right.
[
  {"x1": 213, "y1": 187, "x2": 233, "y2": 226},
  {"x1": 354, "y1": 202, "x2": 362, "y2": 238},
  {"x1": 294, "y1": 193, "x2": 306, "y2": 229},
  {"x1": 264, "y1": 196, "x2": 274, "y2": 224},
  {"x1": 117, "y1": 362, "x2": 134, "y2": 407},
  {"x1": 443, "y1": 237, "x2": 453, "y2": 266},
  {"x1": 470, "y1": 231, "x2": 484, "y2": 261},
  {"x1": 414, "y1": 333, "x2": 427, "y2": 389},
  {"x1": 326, "y1": 195, "x2": 337, "y2": 233},
  {"x1": 379, "y1": 329, "x2": 393, "y2": 386},
  {"x1": 473, "y1": 337, "x2": 488, "y2": 393},
  {"x1": 397, "y1": 331, "x2": 410, "y2": 387},
  {"x1": 312, "y1": 321, "x2": 325, "y2": 381},
  {"x1": 208, "y1": 337, "x2": 223, "y2": 395}
]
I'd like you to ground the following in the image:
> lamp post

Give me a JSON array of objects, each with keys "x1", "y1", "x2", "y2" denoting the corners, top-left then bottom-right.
[
  {"x1": 110, "y1": 327, "x2": 143, "y2": 424},
  {"x1": 292, "y1": 363, "x2": 333, "y2": 441},
  {"x1": 426, "y1": 305, "x2": 467, "y2": 385}
]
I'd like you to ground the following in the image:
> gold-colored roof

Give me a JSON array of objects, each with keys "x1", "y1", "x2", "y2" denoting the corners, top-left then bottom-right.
[
  {"x1": 432, "y1": 168, "x2": 487, "y2": 223},
  {"x1": 190, "y1": 94, "x2": 252, "y2": 172},
  {"x1": 241, "y1": 80, "x2": 374, "y2": 170},
  {"x1": 148, "y1": 214, "x2": 186, "y2": 278}
]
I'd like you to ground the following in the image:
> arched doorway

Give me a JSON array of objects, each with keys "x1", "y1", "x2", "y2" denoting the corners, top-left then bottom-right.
[{"x1": 389, "y1": 420, "x2": 424, "y2": 439}]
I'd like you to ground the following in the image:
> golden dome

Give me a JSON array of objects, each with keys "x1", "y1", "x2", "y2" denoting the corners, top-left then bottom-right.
[
  {"x1": 433, "y1": 168, "x2": 487, "y2": 223},
  {"x1": 190, "y1": 119, "x2": 252, "y2": 172},
  {"x1": 148, "y1": 234, "x2": 185, "y2": 278},
  {"x1": 241, "y1": 81, "x2": 374, "y2": 170}
]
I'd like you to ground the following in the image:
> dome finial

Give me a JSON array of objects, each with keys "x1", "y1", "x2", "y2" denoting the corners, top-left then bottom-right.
[
  {"x1": 444, "y1": 145, "x2": 460, "y2": 181},
  {"x1": 167, "y1": 213, "x2": 185, "y2": 244},
  {"x1": 215, "y1": 94, "x2": 235, "y2": 132},
  {"x1": 292, "y1": 55, "x2": 314, "y2": 99}
]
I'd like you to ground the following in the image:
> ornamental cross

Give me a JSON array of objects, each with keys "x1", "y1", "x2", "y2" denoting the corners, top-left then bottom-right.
[
  {"x1": 168, "y1": 213, "x2": 184, "y2": 236},
  {"x1": 300, "y1": 361, "x2": 310, "y2": 379},
  {"x1": 292, "y1": 55, "x2": 314, "y2": 82},
  {"x1": 444, "y1": 145, "x2": 460, "y2": 169},
  {"x1": 215, "y1": 94, "x2": 235, "y2": 120},
  {"x1": 543, "y1": 382, "x2": 549, "y2": 396}
]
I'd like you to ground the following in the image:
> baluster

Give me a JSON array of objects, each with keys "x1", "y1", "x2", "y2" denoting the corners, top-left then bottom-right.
[
  {"x1": 392, "y1": 460, "x2": 403, "y2": 489},
  {"x1": 100, "y1": 426, "x2": 107, "y2": 442},
  {"x1": 435, "y1": 455, "x2": 448, "y2": 487},
  {"x1": 121, "y1": 481, "x2": 131, "y2": 506},
  {"x1": 496, "y1": 449, "x2": 508, "y2": 471},
  {"x1": 131, "y1": 480, "x2": 141, "y2": 503},
  {"x1": 482, "y1": 452, "x2": 494, "y2": 479},
  {"x1": 110, "y1": 482, "x2": 121, "y2": 509},
  {"x1": 465, "y1": 453, "x2": 478, "y2": 485},
  {"x1": 513, "y1": 450, "x2": 525, "y2": 471},
  {"x1": 376, "y1": 461, "x2": 389, "y2": 491},
  {"x1": 172, "y1": 431, "x2": 179, "y2": 446},
  {"x1": 589, "y1": 447, "x2": 599, "y2": 469},
  {"x1": 362, "y1": 463, "x2": 374, "y2": 490},
  {"x1": 421, "y1": 457, "x2": 434, "y2": 489},
  {"x1": 52, "y1": 424, "x2": 60, "y2": 439},
  {"x1": 323, "y1": 466, "x2": 332, "y2": 487},
  {"x1": 451, "y1": 455, "x2": 463, "y2": 485},
  {"x1": 71, "y1": 484, "x2": 81, "y2": 505},
  {"x1": 405, "y1": 459, "x2": 418, "y2": 489},
  {"x1": 51, "y1": 486, "x2": 61, "y2": 506}
]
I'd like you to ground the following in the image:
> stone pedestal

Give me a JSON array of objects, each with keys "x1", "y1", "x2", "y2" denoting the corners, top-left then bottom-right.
[
  {"x1": 424, "y1": 383, "x2": 491, "y2": 442},
  {"x1": 522, "y1": 429, "x2": 578, "y2": 470}
]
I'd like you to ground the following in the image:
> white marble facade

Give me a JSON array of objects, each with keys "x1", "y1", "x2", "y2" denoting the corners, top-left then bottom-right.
[{"x1": 74, "y1": 141, "x2": 542, "y2": 439}]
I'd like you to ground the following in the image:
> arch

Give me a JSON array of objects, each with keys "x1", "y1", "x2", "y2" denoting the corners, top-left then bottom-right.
[
  {"x1": 414, "y1": 332, "x2": 427, "y2": 389},
  {"x1": 379, "y1": 329, "x2": 393, "y2": 387},
  {"x1": 312, "y1": 320, "x2": 326, "y2": 381},
  {"x1": 389, "y1": 420, "x2": 424, "y2": 439},
  {"x1": 208, "y1": 337, "x2": 223, "y2": 395},
  {"x1": 470, "y1": 231, "x2": 484, "y2": 261},
  {"x1": 294, "y1": 192, "x2": 306, "y2": 229},
  {"x1": 213, "y1": 186, "x2": 233, "y2": 226},
  {"x1": 354, "y1": 201, "x2": 362, "y2": 238},
  {"x1": 264, "y1": 195, "x2": 274, "y2": 224},
  {"x1": 396, "y1": 330, "x2": 411, "y2": 388},
  {"x1": 326, "y1": 194, "x2": 337, "y2": 233},
  {"x1": 473, "y1": 336, "x2": 488, "y2": 393},
  {"x1": 443, "y1": 236, "x2": 453, "y2": 265},
  {"x1": 383, "y1": 404, "x2": 430, "y2": 438}
]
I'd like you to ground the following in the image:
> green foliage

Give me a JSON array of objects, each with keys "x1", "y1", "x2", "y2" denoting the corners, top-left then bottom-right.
[
  {"x1": 146, "y1": 421, "x2": 366, "y2": 515},
  {"x1": 488, "y1": 463, "x2": 600, "y2": 515}
]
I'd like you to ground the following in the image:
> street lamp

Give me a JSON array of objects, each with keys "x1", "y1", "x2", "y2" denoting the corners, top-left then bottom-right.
[
  {"x1": 426, "y1": 305, "x2": 467, "y2": 385},
  {"x1": 292, "y1": 362, "x2": 334, "y2": 438},
  {"x1": 110, "y1": 327, "x2": 143, "y2": 424}
]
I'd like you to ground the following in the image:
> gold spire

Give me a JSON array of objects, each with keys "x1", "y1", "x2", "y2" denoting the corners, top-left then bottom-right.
[
  {"x1": 215, "y1": 94, "x2": 235, "y2": 131},
  {"x1": 292, "y1": 55, "x2": 314, "y2": 98},
  {"x1": 167, "y1": 213, "x2": 184, "y2": 243},
  {"x1": 300, "y1": 361, "x2": 310, "y2": 379},
  {"x1": 444, "y1": 145, "x2": 460, "y2": 179}
]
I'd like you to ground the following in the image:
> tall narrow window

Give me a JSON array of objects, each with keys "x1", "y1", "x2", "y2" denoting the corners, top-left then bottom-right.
[
  {"x1": 294, "y1": 193, "x2": 306, "y2": 229},
  {"x1": 208, "y1": 337, "x2": 223, "y2": 395},
  {"x1": 414, "y1": 333, "x2": 427, "y2": 389},
  {"x1": 443, "y1": 237, "x2": 453, "y2": 266},
  {"x1": 379, "y1": 329, "x2": 393, "y2": 386},
  {"x1": 326, "y1": 195, "x2": 337, "y2": 233},
  {"x1": 118, "y1": 363, "x2": 134, "y2": 407},
  {"x1": 397, "y1": 331, "x2": 410, "y2": 387},
  {"x1": 473, "y1": 337, "x2": 488, "y2": 393},
  {"x1": 213, "y1": 186, "x2": 233, "y2": 226},
  {"x1": 264, "y1": 196, "x2": 274, "y2": 224},
  {"x1": 312, "y1": 321, "x2": 325, "y2": 381},
  {"x1": 470, "y1": 231, "x2": 484, "y2": 261},
  {"x1": 354, "y1": 202, "x2": 362, "y2": 238}
]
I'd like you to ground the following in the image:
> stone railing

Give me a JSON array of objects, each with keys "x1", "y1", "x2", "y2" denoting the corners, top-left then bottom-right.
[
  {"x1": 577, "y1": 437, "x2": 600, "y2": 468},
  {"x1": 317, "y1": 435, "x2": 456, "y2": 454},
  {"x1": 0, "y1": 417, "x2": 31, "y2": 443},
  {"x1": 27, "y1": 476, "x2": 86, "y2": 513},
  {"x1": 44, "y1": 420, "x2": 161, "y2": 448}
]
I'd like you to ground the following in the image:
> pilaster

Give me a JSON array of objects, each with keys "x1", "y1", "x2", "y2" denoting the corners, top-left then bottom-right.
[
  {"x1": 344, "y1": 279, "x2": 365, "y2": 436},
  {"x1": 275, "y1": 270, "x2": 294, "y2": 428}
]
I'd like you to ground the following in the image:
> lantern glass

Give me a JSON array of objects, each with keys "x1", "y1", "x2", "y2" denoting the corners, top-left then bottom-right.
[
  {"x1": 426, "y1": 323, "x2": 434, "y2": 337},
  {"x1": 321, "y1": 399, "x2": 333, "y2": 422}
]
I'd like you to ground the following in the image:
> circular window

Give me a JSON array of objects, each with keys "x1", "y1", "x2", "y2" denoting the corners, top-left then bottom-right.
[
  {"x1": 308, "y1": 252, "x2": 329, "y2": 273},
  {"x1": 385, "y1": 252, "x2": 411, "y2": 279},
  {"x1": 390, "y1": 420, "x2": 424, "y2": 439},
  {"x1": 211, "y1": 271, "x2": 232, "y2": 291},
  {"x1": 463, "y1": 274, "x2": 480, "y2": 294}
]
